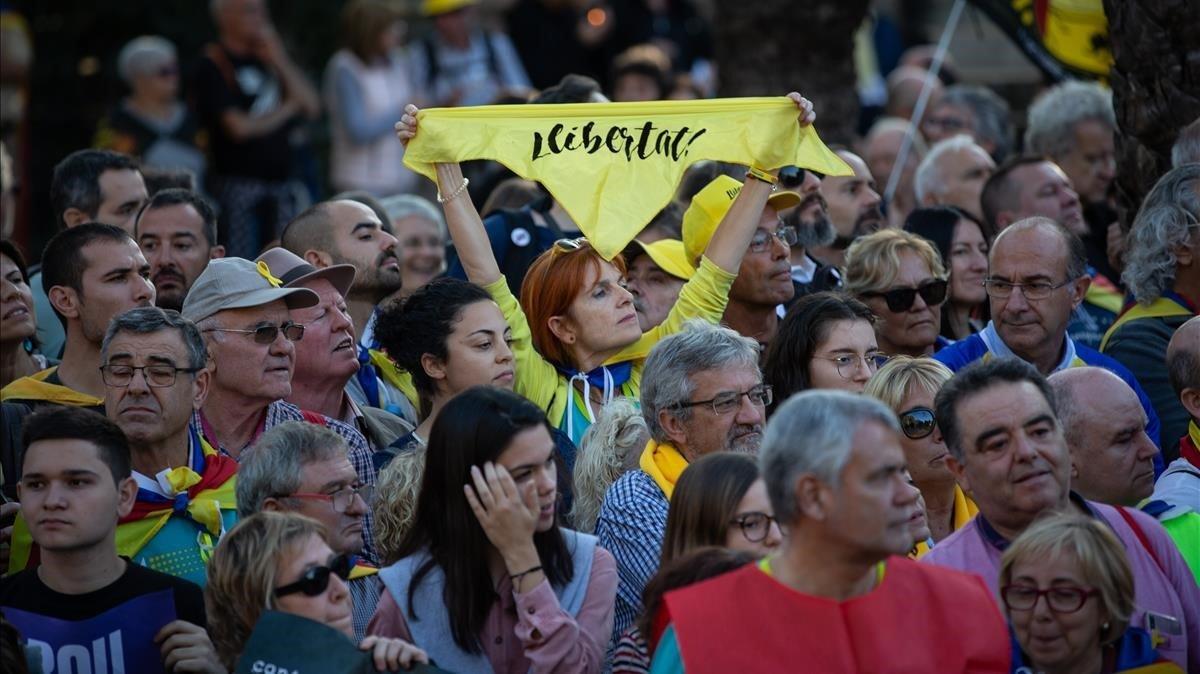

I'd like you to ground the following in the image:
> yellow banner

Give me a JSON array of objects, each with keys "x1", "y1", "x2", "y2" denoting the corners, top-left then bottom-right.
[{"x1": 402, "y1": 97, "x2": 853, "y2": 260}]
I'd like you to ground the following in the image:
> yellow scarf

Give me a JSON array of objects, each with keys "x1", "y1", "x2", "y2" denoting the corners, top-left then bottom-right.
[
  {"x1": 638, "y1": 439, "x2": 689, "y2": 500},
  {"x1": 910, "y1": 485, "x2": 979, "y2": 559},
  {"x1": 369, "y1": 348, "x2": 420, "y2": 410},
  {"x1": 1100, "y1": 295, "x2": 1194, "y2": 351},
  {"x1": 0, "y1": 367, "x2": 103, "y2": 406},
  {"x1": 402, "y1": 97, "x2": 852, "y2": 260}
]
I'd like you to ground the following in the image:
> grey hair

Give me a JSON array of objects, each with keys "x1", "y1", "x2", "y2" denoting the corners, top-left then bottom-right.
[
  {"x1": 1171, "y1": 118, "x2": 1200, "y2": 168},
  {"x1": 761, "y1": 390, "x2": 900, "y2": 524},
  {"x1": 571, "y1": 398, "x2": 649, "y2": 533},
  {"x1": 938, "y1": 85, "x2": 1013, "y2": 161},
  {"x1": 117, "y1": 36, "x2": 176, "y2": 84},
  {"x1": 236, "y1": 421, "x2": 348, "y2": 518},
  {"x1": 101, "y1": 306, "x2": 207, "y2": 370},
  {"x1": 378, "y1": 194, "x2": 447, "y2": 241},
  {"x1": 1025, "y1": 81, "x2": 1115, "y2": 161},
  {"x1": 640, "y1": 320, "x2": 761, "y2": 443},
  {"x1": 914, "y1": 134, "x2": 984, "y2": 203},
  {"x1": 1122, "y1": 164, "x2": 1200, "y2": 303},
  {"x1": 993, "y1": 216, "x2": 1088, "y2": 282}
]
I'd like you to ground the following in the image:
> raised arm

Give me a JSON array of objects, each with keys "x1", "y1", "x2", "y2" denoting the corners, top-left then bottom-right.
[{"x1": 396, "y1": 104, "x2": 502, "y2": 285}]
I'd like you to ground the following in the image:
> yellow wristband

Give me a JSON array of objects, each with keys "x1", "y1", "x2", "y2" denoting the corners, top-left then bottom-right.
[{"x1": 746, "y1": 166, "x2": 778, "y2": 185}]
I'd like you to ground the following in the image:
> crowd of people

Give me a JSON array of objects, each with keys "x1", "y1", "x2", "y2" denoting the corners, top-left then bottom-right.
[{"x1": 1, "y1": 0, "x2": 1199, "y2": 673}]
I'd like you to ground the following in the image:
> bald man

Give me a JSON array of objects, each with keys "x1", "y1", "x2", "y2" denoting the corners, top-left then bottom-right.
[
  {"x1": 1050, "y1": 367, "x2": 1159, "y2": 507},
  {"x1": 1154, "y1": 316, "x2": 1200, "y2": 513}
]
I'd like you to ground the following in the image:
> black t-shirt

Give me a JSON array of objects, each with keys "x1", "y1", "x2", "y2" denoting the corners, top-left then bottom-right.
[
  {"x1": 193, "y1": 44, "x2": 293, "y2": 181},
  {"x1": 1, "y1": 561, "x2": 206, "y2": 672}
]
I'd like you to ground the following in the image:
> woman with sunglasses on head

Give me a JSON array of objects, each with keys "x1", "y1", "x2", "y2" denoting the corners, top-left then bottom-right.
[
  {"x1": 369, "y1": 386, "x2": 617, "y2": 673},
  {"x1": 904, "y1": 206, "x2": 990, "y2": 341},
  {"x1": 395, "y1": 94, "x2": 817, "y2": 447},
  {"x1": 1000, "y1": 515, "x2": 1183, "y2": 674},
  {"x1": 844, "y1": 229, "x2": 952, "y2": 358},
  {"x1": 864, "y1": 356, "x2": 976, "y2": 554},
  {"x1": 763, "y1": 292, "x2": 883, "y2": 409},
  {"x1": 205, "y1": 511, "x2": 428, "y2": 672}
]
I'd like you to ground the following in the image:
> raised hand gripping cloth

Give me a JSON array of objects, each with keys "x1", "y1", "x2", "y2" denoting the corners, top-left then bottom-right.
[{"x1": 402, "y1": 97, "x2": 852, "y2": 260}]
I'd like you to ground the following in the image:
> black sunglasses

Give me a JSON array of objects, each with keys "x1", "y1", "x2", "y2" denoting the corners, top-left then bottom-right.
[
  {"x1": 777, "y1": 165, "x2": 824, "y2": 189},
  {"x1": 863, "y1": 279, "x2": 948, "y2": 313},
  {"x1": 899, "y1": 407, "x2": 937, "y2": 440},
  {"x1": 274, "y1": 553, "x2": 353, "y2": 598}
]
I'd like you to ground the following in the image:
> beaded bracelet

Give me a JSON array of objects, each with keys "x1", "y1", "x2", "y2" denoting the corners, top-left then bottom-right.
[{"x1": 437, "y1": 177, "x2": 471, "y2": 203}]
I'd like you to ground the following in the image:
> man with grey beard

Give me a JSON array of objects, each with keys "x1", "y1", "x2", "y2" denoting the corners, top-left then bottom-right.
[{"x1": 777, "y1": 165, "x2": 842, "y2": 310}]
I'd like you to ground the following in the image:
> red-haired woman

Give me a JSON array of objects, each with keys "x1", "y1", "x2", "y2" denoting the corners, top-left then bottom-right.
[{"x1": 395, "y1": 94, "x2": 816, "y2": 446}]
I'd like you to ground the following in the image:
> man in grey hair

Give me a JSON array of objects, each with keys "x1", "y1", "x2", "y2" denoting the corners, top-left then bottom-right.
[
  {"x1": 99, "y1": 306, "x2": 238, "y2": 586},
  {"x1": 648, "y1": 390, "x2": 1010, "y2": 672},
  {"x1": 922, "y1": 84, "x2": 1013, "y2": 162},
  {"x1": 1025, "y1": 81, "x2": 1116, "y2": 211},
  {"x1": 595, "y1": 321, "x2": 766, "y2": 642},
  {"x1": 237, "y1": 420, "x2": 379, "y2": 640},
  {"x1": 913, "y1": 134, "x2": 995, "y2": 220}
]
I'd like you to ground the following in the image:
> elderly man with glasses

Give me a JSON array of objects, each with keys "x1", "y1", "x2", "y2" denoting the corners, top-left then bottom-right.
[
  {"x1": 595, "y1": 321, "x2": 767, "y2": 647},
  {"x1": 236, "y1": 420, "x2": 381, "y2": 641}
]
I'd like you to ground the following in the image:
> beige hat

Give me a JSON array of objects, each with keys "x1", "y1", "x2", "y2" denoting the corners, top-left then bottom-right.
[
  {"x1": 256, "y1": 247, "x2": 356, "y2": 299},
  {"x1": 181, "y1": 257, "x2": 319, "y2": 323}
]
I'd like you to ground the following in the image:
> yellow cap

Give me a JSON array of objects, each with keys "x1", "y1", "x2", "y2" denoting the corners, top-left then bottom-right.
[
  {"x1": 682, "y1": 175, "x2": 802, "y2": 266},
  {"x1": 422, "y1": 0, "x2": 475, "y2": 17},
  {"x1": 623, "y1": 239, "x2": 696, "y2": 280}
]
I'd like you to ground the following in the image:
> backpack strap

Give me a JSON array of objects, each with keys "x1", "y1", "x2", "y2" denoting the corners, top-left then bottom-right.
[
  {"x1": 1116, "y1": 505, "x2": 1165, "y2": 575},
  {"x1": 299, "y1": 409, "x2": 328, "y2": 427}
]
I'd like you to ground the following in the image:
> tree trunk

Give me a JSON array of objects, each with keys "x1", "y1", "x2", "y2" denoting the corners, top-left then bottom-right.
[
  {"x1": 712, "y1": 0, "x2": 870, "y2": 146},
  {"x1": 1102, "y1": 0, "x2": 1200, "y2": 230}
]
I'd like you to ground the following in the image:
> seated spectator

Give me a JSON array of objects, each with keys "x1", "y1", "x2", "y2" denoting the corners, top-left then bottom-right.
[
  {"x1": 913, "y1": 135, "x2": 995, "y2": 220},
  {"x1": 763, "y1": 292, "x2": 881, "y2": 403},
  {"x1": 860, "y1": 117, "x2": 925, "y2": 229},
  {"x1": 136, "y1": 188, "x2": 225, "y2": 313},
  {"x1": 206, "y1": 511, "x2": 427, "y2": 672},
  {"x1": 844, "y1": 229, "x2": 949, "y2": 357},
  {"x1": 650, "y1": 390, "x2": 1010, "y2": 673},
  {"x1": 623, "y1": 239, "x2": 693, "y2": 331},
  {"x1": 324, "y1": 0, "x2": 419, "y2": 197},
  {"x1": 923, "y1": 358, "x2": 1200, "y2": 671},
  {"x1": 0, "y1": 241, "x2": 48, "y2": 390},
  {"x1": 612, "y1": 548, "x2": 755, "y2": 674},
  {"x1": 237, "y1": 421, "x2": 381, "y2": 640},
  {"x1": 377, "y1": 194, "x2": 447, "y2": 297},
  {"x1": 812, "y1": 149, "x2": 884, "y2": 267},
  {"x1": 571, "y1": 398, "x2": 648, "y2": 534},
  {"x1": 682, "y1": 175, "x2": 800, "y2": 348},
  {"x1": 1, "y1": 407, "x2": 220, "y2": 672},
  {"x1": 369, "y1": 387, "x2": 616, "y2": 673},
  {"x1": 1001, "y1": 515, "x2": 1184, "y2": 673},
  {"x1": 610, "y1": 44, "x2": 671, "y2": 102},
  {"x1": 904, "y1": 206, "x2": 989, "y2": 340},
  {"x1": 95, "y1": 36, "x2": 206, "y2": 190},
  {"x1": 776, "y1": 165, "x2": 842, "y2": 304},
  {"x1": 410, "y1": 0, "x2": 531, "y2": 108},
  {"x1": 921, "y1": 84, "x2": 1013, "y2": 162},
  {"x1": 1103, "y1": 164, "x2": 1199, "y2": 452},
  {"x1": 595, "y1": 322, "x2": 764, "y2": 642},
  {"x1": 1050, "y1": 367, "x2": 1158, "y2": 507},
  {"x1": 934, "y1": 217, "x2": 1162, "y2": 454},
  {"x1": 864, "y1": 356, "x2": 976, "y2": 552}
]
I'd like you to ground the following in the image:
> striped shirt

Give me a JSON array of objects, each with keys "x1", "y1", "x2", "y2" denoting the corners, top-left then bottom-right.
[
  {"x1": 349, "y1": 574, "x2": 383, "y2": 642},
  {"x1": 594, "y1": 470, "x2": 669, "y2": 646}
]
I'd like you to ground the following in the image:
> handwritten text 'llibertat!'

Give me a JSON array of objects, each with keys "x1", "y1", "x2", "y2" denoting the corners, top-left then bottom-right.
[{"x1": 531, "y1": 121, "x2": 708, "y2": 163}]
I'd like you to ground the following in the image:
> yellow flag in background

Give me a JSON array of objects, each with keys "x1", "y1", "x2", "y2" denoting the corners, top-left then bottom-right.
[{"x1": 402, "y1": 97, "x2": 853, "y2": 260}]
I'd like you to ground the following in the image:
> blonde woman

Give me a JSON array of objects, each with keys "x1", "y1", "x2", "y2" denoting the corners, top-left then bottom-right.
[
  {"x1": 205, "y1": 512, "x2": 427, "y2": 672},
  {"x1": 864, "y1": 356, "x2": 977, "y2": 554},
  {"x1": 571, "y1": 398, "x2": 649, "y2": 533},
  {"x1": 1001, "y1": 515, "x2": 1183, "y2": 673},
  {"x1": 372, "y1": 449, "x2": 426, "y2": 565}
]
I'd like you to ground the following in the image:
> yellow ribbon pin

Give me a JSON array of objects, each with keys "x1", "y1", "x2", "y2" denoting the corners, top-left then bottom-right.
[{"x1": 256, "y1": 261, "x2": 283, "y2": 288}]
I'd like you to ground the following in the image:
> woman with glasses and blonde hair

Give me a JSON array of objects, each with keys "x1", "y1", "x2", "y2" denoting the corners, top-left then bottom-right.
[
  {"x1": 864, "y1": 356, "x2": 977, "y2": 555},
  {"x1": 1000, "y1": 514, "x2": 1183, "y2": 673},
  {"x1": 205, "y1": 512, "x2": 428, "y2": 672},
  {"x1": 395, "y1": 94, "x2": 818, "y2": 447},
  {"x1": 844, "y1": 228, "x2": 951, "y2": 358}
]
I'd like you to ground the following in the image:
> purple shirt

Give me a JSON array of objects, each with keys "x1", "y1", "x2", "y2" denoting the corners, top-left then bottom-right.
[{"x1": 923, "y1": 498, "x2": 1200, "y2": 671}]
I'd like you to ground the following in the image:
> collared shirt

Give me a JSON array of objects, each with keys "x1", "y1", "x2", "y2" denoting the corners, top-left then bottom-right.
[
  {"x1": 595, "y1": 469, "x2": 670, "y2": 645},
  {"x1": 977, "y1": 320, "x2": 1078, "y2": 372},
  {"x1": 350, "y1": 574, "x2": 383, "y2": 642}
]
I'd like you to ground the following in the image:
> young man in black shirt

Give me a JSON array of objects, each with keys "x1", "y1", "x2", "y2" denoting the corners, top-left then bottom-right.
[{"x1": 0, "y1": 406, "x2": 222, "y2": 673}]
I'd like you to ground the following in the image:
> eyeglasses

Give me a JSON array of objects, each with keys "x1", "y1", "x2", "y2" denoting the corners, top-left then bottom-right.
[
  {"x1": 982, "y1": 278, "x2": 1074, "y2": 301},
  {"x1": 673, "y1": 384, "x2": 772, "y2": 415},
  {"x1": 100, "y1": 364, "x2": 202, "y2": 388},
  {"x1": 730, "y1": 511, "x2": 776, "y2": 543},
  {"x1": 777, "y1": 166, "x2": 823, "y2": 189},
  {"x1": 274, "y1": 553, "x2": 353, "y2": 598},
  {"x1": 749, "y1": 225, "x2": 798, "y2": 253},
  {"x1": 280, "y1": 484, "x2": 374, "y2": 513},
  {"x1": 202, "y1": 321, "x2": 305, "y2": 344},
  {"x1": 1000, "y1": 584, "x2": 1100, "y2": 613},
  {"x1": 812, "y1": 353, "x2": 890, "y2": 380},
  {"x1": 861, "y1": 279, "x2": 948, "y2": 313},
  {"x1": 898, "y1": 407, "x2": 937, "y2": 439}
]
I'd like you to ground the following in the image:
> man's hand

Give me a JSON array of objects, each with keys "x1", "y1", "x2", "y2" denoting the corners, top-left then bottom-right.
[{"x1": 156, "y1": 620, "x2": 226, "y2": 673}]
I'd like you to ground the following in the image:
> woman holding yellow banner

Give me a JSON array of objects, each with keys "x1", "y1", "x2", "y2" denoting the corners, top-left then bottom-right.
[{"x1": 395, "y1": 93, "x2": 816, "y2": 447}]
